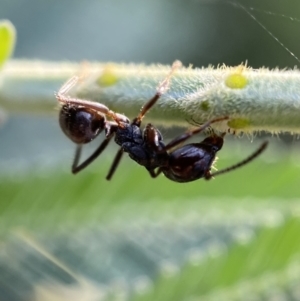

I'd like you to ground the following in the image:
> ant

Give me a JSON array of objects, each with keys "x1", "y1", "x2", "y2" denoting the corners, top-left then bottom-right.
[{"x1": 56, "y1": 61, "x2": 268, "y2": 183}]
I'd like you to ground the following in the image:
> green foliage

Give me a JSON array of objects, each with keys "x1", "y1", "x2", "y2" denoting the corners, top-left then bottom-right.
[
  {"x1": 0, "y1": 20, "x2": 16, "y2": 68},
  {"x1": 1, "y1": 143, "x2": 300, "y2": 300}
]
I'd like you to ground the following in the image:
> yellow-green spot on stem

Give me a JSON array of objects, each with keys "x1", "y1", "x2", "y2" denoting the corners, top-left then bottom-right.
[
  {"x1": 228, "y1": 118, "x2": 251, "y2": 129},
  {"x1": 0, "y1": 20, "x2": 16, "y2": 68},
  {"x1": 98, "y1": 65, "x2": 119, "y2": 87},
  {"x1": 225, "y1": 73, "x2": 248, "y2": 89},
  {"x1": 200, "y1": 100, "x2": 210, "y2": 111}
]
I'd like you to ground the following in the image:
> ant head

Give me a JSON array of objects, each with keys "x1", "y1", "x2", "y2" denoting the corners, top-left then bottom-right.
[{"x1": 59, "y1": 104, "x2": 105, "y2": 144}]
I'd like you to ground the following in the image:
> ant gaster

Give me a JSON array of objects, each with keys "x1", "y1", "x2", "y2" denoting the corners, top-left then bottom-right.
[{"x1": 56, "y1": 61, "x2": 268, "y2": 183}]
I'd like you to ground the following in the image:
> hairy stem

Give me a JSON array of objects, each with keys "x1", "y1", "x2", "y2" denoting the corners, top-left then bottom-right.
[{"x1": 1, "y1": 60, "x2": 300, "y2": 133}]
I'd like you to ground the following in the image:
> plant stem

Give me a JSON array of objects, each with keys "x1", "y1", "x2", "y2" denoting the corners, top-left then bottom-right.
[{"x1": 1, "y1": 60, "x2": 300, "y2": 133}]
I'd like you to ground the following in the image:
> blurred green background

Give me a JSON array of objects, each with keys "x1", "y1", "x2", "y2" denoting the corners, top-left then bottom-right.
[{"x1": 1, "y1": 0, "x2": 300, "y2": 300}]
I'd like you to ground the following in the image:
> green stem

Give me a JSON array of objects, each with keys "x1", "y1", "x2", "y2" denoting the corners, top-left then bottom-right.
[{"x1": 1, "y1": 60, "x2": 300, "y2": 133}]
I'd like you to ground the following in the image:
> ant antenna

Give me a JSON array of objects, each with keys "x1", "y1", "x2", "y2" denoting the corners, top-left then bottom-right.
[{"x1": 207, "y1": 141, "x2": 268, "y2": 179}]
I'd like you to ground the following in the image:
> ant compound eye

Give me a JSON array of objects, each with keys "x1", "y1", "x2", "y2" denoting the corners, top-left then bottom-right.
[{"x1": 59, "y1": 105, "x2": 105, "y2": 144}]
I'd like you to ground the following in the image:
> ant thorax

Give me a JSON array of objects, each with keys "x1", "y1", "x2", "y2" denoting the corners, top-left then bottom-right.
[
  {"x1": 114, "y1": 123, "x2": 144, "y2": 146},
  {"x1": 114, "y1": 123, "x2": 168, "y2": 170}
]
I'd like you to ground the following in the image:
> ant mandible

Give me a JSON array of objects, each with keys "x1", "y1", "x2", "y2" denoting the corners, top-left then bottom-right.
[{"x1": 56, "y1": 61, "x2": 268, "y2": 183}]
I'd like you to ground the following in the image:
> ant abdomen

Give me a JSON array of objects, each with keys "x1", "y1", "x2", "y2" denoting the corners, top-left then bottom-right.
[{"x1": 59, "y1": 104, "x2": 105, "y2": 144}]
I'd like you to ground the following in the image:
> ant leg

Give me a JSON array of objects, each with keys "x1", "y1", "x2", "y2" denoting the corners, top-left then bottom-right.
[
  {"x1": 164, "y1": 116, "x2": 229, "y2": 151},
  {"x1": 106, "y1": 148, "x2": 124, "y2": 180},
  {"x1": 133, "y1": 60, "x2": 182, "y2": 126},
  {"x1": 72, "y1": 145, "x2": 82, "y2": 172},
  {"x1": 205, "y1": 141, "x2": 268, "y2": 180},
  {"x1": 72, "y1": 135, "x2": 114, "y2": 174},
  {"x1": 72, "y1": 123, "x2": 118, "y2": 174}
]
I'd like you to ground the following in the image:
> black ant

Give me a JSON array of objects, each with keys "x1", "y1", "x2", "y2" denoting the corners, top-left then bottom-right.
[{"x1": 56, "y1": 61, "x2": 268, "y2": 183}]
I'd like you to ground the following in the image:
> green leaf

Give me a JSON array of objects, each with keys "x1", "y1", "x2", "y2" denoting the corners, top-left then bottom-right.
[
  {"x1": 0, "y1": 20, "x2": 16, "y2": 68},
  {"x1": 1, "y1": 141, "x2": 300, "y2": 300}
]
